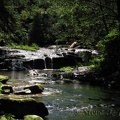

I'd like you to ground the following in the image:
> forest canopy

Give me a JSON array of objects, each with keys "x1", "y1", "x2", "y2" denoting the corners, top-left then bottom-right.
[{"x1": 0, "y1": 0, "x2": 119, "y2": 47}]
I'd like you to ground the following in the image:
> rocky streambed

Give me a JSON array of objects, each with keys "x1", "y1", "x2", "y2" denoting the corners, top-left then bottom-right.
[
  {"x1": 0, "y1": 65, "x2": 94, "y2": 119},
  {"x1": 0, "y1": 45, "x2": 100, "y2": 119},
  {"x1": 0, "y1": 74, "x2": 49, "y2": 119},
  {"x1": 1, "y1": 70, "x2": 120, "y2": 120}
]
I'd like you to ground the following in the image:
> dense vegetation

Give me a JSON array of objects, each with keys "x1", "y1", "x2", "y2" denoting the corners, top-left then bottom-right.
[{"x1": 0, "y1": 0, "x2": 120, "y2": 87}]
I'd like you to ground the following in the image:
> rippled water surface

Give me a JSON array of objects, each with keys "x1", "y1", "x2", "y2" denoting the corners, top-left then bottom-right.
[{"x1": 1, "y1": 70, "x2": 120, "y2": 120}]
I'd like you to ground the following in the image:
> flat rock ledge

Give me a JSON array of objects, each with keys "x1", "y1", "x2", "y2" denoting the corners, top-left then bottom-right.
[{"x1": 0, "y1": 95, "x2": 48, "y2": 119}]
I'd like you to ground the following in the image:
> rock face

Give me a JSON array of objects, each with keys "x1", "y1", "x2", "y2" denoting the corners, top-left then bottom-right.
[
  {"x1": 0, "y1": 46, "x2": 98, "y2": 70},
  {"x1": 0, "y1": 95, "x2": 49, "y2": 119}
]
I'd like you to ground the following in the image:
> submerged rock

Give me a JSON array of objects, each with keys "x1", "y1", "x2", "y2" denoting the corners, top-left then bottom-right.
[{"x1": 0, "y1": 95, "x2": 48, "y2": 119}]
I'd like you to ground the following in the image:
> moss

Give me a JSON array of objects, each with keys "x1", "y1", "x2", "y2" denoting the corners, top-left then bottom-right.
[
  {"x1": 37, "y1": 84, "x2": 44, "y2": 91},
  {"x1": 24, "y1": 115, "x2": 43, "y2": 120},
  {"x1": 0, "y1": 94, "x2": 48, "y2": 118},
  {"x1": 0, "y1": 75, "x2": 9, "y2": 84},
  {"x1": 60, "y1": 66, "x2": 74, "y2": 72},
  {"x1": 0, "y1": 114, "x2": 15, "y2": 120},
  {"x1": 0, "y1": 75, "x2": 9, "y2": 94}
]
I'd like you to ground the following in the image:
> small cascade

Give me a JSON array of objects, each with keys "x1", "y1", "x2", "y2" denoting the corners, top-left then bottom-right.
[
  {"x1": 50, "y1": 57, "x2": 53, "y2": 69},
  {"x1": 44, "y1": 58, "x2": 47, "y2": 69},
  {"x1": 0, "y1": 46, "x2": 98, "y2": 70},
  {"x1": 45, "y1": 57, "x2": 53, "y2": 69}
]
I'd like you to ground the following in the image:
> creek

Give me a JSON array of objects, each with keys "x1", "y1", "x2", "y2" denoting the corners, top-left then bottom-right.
[{"x1": 0, "y1": 70, "x2": 120, "y2": 120}]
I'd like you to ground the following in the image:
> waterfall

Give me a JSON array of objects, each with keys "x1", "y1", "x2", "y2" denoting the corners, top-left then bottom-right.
[
  {"x1": 44, "y1": 58, "x2": 47, "y2": 69},
  {"x1": 50, "y1": 57, "x2": 53, "y2": 69},
  {"x1": 45, "y1": 57, "x2": 53, "y2": 69}
]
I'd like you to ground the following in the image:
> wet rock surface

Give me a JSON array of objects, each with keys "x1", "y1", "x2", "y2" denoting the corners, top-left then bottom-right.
[
  {"x1": 0, "y1": 46, "x2": 98, "y2": 70},
  {"x1": 0, "y1": 95, "x2": 49, "y2": 119}
]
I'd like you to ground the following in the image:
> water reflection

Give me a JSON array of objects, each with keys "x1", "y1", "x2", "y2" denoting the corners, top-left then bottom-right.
[
  {"x1": 0, "y1": 70, "x2": 28, "y2": 80},
  {"x1": 0, "y1": 70, "x2": 120, "y2": 120}
]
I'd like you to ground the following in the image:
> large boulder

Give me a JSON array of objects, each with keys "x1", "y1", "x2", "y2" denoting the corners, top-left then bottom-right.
[{"x1": 0, "y1": 95, "x2": 48, "y2": 119}]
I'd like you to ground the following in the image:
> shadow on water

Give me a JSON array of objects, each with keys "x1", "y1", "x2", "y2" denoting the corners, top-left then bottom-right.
[{"x1": 0, "y1": 70, "x2": 120, "y2": 120}]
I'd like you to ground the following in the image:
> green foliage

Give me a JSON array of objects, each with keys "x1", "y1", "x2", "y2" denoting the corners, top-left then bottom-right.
[
  {"x1": 96, "y1": 29, "x2": 119, "y2": 53},
  {"x1": 96, "y1": 28, "x2": 120, "y2": 86},
  {"x1": 0, "y1": 0, "x2": 118, "y2": 48},
  {"x1": 24, "y1": 115, "x2": 43, "y2": 120},
  {"x1": 106, "y1": 29, "x2": 119, "y2": 39},
  {"x1": 10, "y1": 43, "x2": 39, "y2": 51},
  {"x1": 0, "y1": 114, "x2": 15, "y2": 120},
  {"x1": 89, "y1": 55, "x2": 104, "y2": 69},
  {"x1": 60, "y1": 66, "x2": 74, "y2": 72}
]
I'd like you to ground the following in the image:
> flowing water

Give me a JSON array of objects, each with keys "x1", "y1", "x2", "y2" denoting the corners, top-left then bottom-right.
[{"x1": 0, "y1": 70, "x2": 120, "y2": 120}]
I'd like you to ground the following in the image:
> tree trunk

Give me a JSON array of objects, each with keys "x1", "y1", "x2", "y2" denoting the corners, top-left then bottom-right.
[
  {"x1": 117, "y1": 0, "x2": 120, "y2": 30},
  {"x1": 99, "y1": 0, "x2": 109, "y2": 34}
]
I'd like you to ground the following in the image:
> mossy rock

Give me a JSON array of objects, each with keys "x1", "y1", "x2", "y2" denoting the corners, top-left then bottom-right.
[
  {"x1": 0, "y1": 116, "x2": 7, "y2": 120},
  {"x1": 24, "y1": 115, "x2": 43, "y2": 120},
  {"x1": 0, "y1": 95, "x2": 48, "y2": 119},
  {"x1": 24, "y1": 84, "x2": 44, "y2": 94},
  {"x1": 1, "y1": 85, "x2": 13, "y2": 94},
  {"x1": 0, "y1": 114, "x2": 15, "y2": 120},
  {"x1": 0, "y1": 75, "x2": 9, "y2": 84}
]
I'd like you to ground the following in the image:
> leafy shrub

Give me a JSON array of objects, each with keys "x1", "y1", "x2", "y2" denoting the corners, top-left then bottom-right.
[{"x1": 60, "y1": 66, "x2": 74, "y2": 72}]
